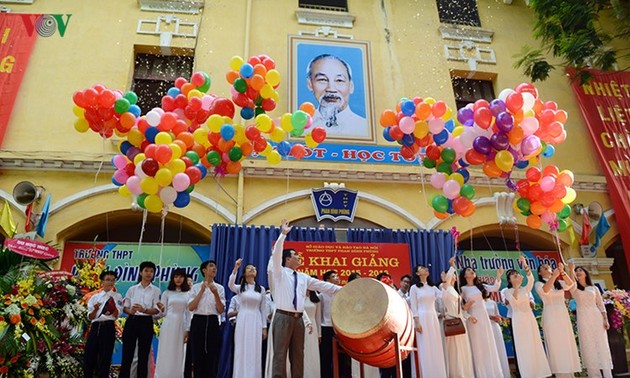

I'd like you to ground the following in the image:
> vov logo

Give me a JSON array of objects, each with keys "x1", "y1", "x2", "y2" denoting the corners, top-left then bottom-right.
[{"x1": 20, "y1": 14, "x2": 72, "y2": 37}]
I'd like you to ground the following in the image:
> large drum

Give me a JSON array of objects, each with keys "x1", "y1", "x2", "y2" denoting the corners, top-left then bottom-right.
[{"x1": 331, "y1": 278, "x2": 415, "y2": 368}]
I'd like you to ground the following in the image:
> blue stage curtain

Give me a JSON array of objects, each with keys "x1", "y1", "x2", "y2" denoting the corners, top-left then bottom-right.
[
  {"x1": 210, "y1": 223, "x2": 336, "y2": 378},
  {"x1": 346, "y1": 228, "x2": 455, "y2": 282}
]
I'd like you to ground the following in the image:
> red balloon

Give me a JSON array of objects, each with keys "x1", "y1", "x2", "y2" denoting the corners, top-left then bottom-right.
[
  {"x1": 209, "y1": 97, "x2": 235, "y2": 118},
  {"x1": 261, "y1": 98, "x2": 276, "y2": 112},
  {"x1": 124, "y1": 163, "x2": 136, "y2": 176},
  {"x1": 188, "y1": 97, "x2": 202, "y2": 111},
  {"x1": 253, "y1": 136, "x2": 267, "y2": 152},
  {"x1": 98, "y1": 90, "x2": 116, "y2": 108},
  {"x1": 142, "y1": 158, "x2": 159, "y2": 176},
  {"x1": 473, "y1": 99, "x2": 490, "y2": 111},
  {"x1": 83, "y1": 88, "x2": 99, "y2": 106},
  {"x1": 465, "y1": 149, "x2": 485, "y2": 165},
  {"x1": 174, "y1": 77, "x2": 187, "y2": 89},
  {"x1": 161, "y1": 96, "x2": 176, "y2": 112},
  {"x1": 311, "y1": 127, "x2": 327, "y2": 143},
  {"x1": 181, "y1": 157, "x2": 194, "y2": 168},
  {"x1": 506, "y1": 92, "x2": 524, "y2": 113},
  {"x1": 389, "y1": 126, "x2": 404, "y2": 141},
  {"x1": 474, "y1": 108, "x2": 493, "y2": 129},
  {"x1": 155, "y1": 145, "x2": 173, "y2": 164},
  {"x1": 426, "y1": 145, "x2": 441, "y2": 160},
  {"x1": 72, "y1": 91, "x2": 88, "y2": 108},
  {"x1": 542, "y1": 165, "x2": 559, "y2": 178},
  {"x1": 515, "y1": 83, "x2": 539, "y2": 99},
  {"x1": 174, "y1": 94, "x2": 188, "y2": 109},
  {"x1": 453, "y1": 197, "x2": 471, "y2": 215},
  {"x1": 290, "y1": 144, "x2": 306, "y2": 160},
  {"x1": 185, "y1": 166, "x2": 202, "y2": 184},
  {"x1": 400, "y1": 146, "x2": 415, "y2": 160},
  {"x1": 245, "y1": 125, "x2": 261, "y2": 141},
  {"x1": 232, "y1": 93, "x2": 249, "y2": 108},
  {"x1": 525, "y1": 167, "x2": 541, "y2": 182},
  {"x1": 516, "y1": 179, "x2": 530, "y2": 198},
  {"x1": 528, "y1": 184, "x2": 543, "y2": 202}
]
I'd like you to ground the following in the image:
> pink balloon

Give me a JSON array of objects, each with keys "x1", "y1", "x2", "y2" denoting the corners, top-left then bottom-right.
[
  {"x1": 541, "y1": 211, "x2": 556, "y2": 225},
  {"x1": 521, "y1": 135, "x2": 541, "y2": 156},
  {"x1": 540, "y1": 176, "x2": 556, "y2": 192},
  {"x1": 428, "y1": 118, "x2": 445, "y2": 134},
  {"x1": 172, "y1": 173, "x2": 191, "y2": 192},
  {"x1": 399, "y1": 116, "x2": 415, "y2": 134},
  {"x1": 126, "y1": 176, "x2": 142, "y2": 195},
  {"x1": 113, "y1": 154, "x2": 128, "y2": 170},
  {"x1": 201, "y1": 95, "x2": 215, "y2": 110},
  {"x1": 443, "y1": 180, "x2": 461, "y2": 200},
  {"x1": 430, "y1": 173, "x2": 447, "y2": 189},
  {"x1": 113, "y1": 169, "x2": 129, "y2": 184},
  {"x1": 520, "y1": 117, "x2": 539, "y2": 136}
]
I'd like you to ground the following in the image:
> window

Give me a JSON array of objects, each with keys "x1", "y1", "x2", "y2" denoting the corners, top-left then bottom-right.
[
  {"x1": 299, "y1": 0, "x2": 348, "y2": 12},
  {"x1": 132, "y1": 53, "x2": 194, "y2": 113},
  {"x1": 451, "y1": 77, "x2": 495, "y2": 109},
  {"x1": 436, "y1": 0, "x2": 481, "y2": 27}
]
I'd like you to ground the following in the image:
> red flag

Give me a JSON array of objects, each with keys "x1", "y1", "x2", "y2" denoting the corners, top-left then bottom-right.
[{"x1": 580, "y1": 209, "x2": 592, "y2": 245}]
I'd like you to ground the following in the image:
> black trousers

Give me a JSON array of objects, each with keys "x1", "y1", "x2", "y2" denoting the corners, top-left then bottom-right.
[
  {"x1": 184, "y1": 334, "x2": 193, "y2": 378},
  {"x1": 84, "y1": 320, "x2": 115, "y2": 378},
  {"x1": 320, "y1": 326, "x2": 351, "y2": 378},
  {"x1": 508, "y1": 319, "x2": 520, "y2": 377},
  {"x1": 190, "y1": 314, "x2": 220, "y2": 378},
  {"x1": 120, "y1": 315, "x2": 153, "y2": 378}
]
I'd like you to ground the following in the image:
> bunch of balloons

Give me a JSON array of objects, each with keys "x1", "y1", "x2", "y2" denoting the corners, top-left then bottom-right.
[
  {"x1": 515, "y1": 165, "x2": 576, "y2": 231},
  {"x1": 226, "y1": 55, "x2": 280, "y2": 120},
  {"x1": 379, "y1": 97, "x2": 477, "y2": 218},
  {"x1": 72, "y1": 84, "x2": 141, "y2": 139}
]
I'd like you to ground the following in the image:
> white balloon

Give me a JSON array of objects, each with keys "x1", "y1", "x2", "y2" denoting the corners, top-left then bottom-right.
[
  {"x1": 135, "y1": 163, "x2": 148, "y2": 179},
  {"x1": 522, "y1": 93, "x2": 535, "y2": 112},
  {"x1": 159, "y1": 186, "x2": 178, "y2": 204},
  {"x1": 146, "y1": 111, "x2": 161, "y2": 126},
  {"x1": 498, "y1": 88, "x2": 515, "y2": 101}
]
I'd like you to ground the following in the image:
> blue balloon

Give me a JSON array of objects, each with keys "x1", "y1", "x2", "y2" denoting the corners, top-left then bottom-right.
[
  {"x1": 111, "y1": 177, "x2": 123, "y2": 186},
  {"x1": 401, "y1": 100, "x2": 416, "y2": 116},
  {"x1": 401, "y1": 133, "x2": 415, "y2": 147},
  {"x1": 145, "y1": 127, "x2": 159, "y2": 144},
  {"x1": 240, "y1": 107, "x2": 255, "y2": 120},
  {"x1": 167, "y1": 87, "x2": 181, "y2": 98},
  {"x1": 174, "y1": 191, "x2": 191, "y2": 208},
  {"x1": 457, "y1": 168, "x2": 470, "y2": 183},
  {"x1": 433, "y1": 129, "x2": 449, "y2": 145},
  {"x1": 195, "y1": 164, "x2": 208, "y2": 179},
  {"x1": 383, "y1": 127, "x2": 395, "y2": 142},
  {"x1": 220, "y1": 124, "x2": 235, "y2": 141},
  {"x1": 240, "y1": 63, "x2": 254, "y2": 79},
  {"x1": 444, "y1": 119, "x2": 455, "y2": 132},
  {"x1": 516, "y1": 160, "x2": 529, "y2": 169},
  {"x1": 542, "y1": 144, "x2": 555, "y2": 158},
  {"x1": 447, "y1": 199, "x2": 454, "y2": 214},
  {"x1": 119, "y1": 141, "x2": 132, "y2": 155},
  {"x1": 277, "y1": 141, "x2": 292, "y2": 156},
  {"x1": 128, "y1": 104, "x2": 141, "y2": 117},
  {"x1": 458, "y1": 158, "x2": 470, "y2": 168}
]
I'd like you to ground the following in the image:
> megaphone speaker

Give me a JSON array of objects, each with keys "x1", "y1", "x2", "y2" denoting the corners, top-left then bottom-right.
[{"x1": 12, "y1": 181, "x2": 40, "y2": 205}]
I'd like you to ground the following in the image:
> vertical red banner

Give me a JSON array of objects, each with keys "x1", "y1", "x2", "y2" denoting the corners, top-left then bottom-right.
[
  {"x1": 0, "y1": 14, "x2": 39, "y2": 147},
  {"x1": 568, "y1": 68, "x2": 630, "y2": 270}
]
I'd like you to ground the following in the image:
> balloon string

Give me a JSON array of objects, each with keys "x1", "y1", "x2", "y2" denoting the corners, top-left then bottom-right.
[
  {"x1": 513, "y1": 223, "x2": 521, "y2": 252},
  {"x1": 95, "y1": 138, "x2": 106, "y2": 183},
  {"x1": 418, "y1": 160, "x2": 428, "y2": 209},
  {"x1": 159, "y1": 208, "x2": 167, "y2": 283},
  {"x1": 138, "y1": 209, "x2": 148, "y2": 254}
]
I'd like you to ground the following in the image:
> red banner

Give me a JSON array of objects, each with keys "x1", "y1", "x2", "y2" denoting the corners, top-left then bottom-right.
[
  {"x1": 0, "y1": 14, "x2": 39, "y2": 147},
  {"x1": 284, "y1": 241, "x2": 411, "y2": 284},
  {"x1": 4, "y1": 238, "x2": 59, "y2": 260},
  {"x1": 568, "y1": 68, "x2": 630, "y2": 270}
]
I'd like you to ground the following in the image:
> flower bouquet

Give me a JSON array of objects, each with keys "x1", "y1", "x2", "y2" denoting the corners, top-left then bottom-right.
[{"x1": 603, "y1": 289, "x2": 630, "y2": 331}]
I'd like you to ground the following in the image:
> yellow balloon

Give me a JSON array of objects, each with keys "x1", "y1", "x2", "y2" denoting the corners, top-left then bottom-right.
[
  {"x1": 118, "y1": 185, "x2": 131, "y2": 197},
  {"x1": 167, "y1": 159, "x2": 186, "y2": 174},
  {"x1": 114, "y1": 129, "x2": 128, "y2": 138},
  {"x1": 233, "y1": 124, "x2": 247, "y2": 144},
  {"x1": 73, "y1": 105, "x2": 85, "y2": 118},
  {"x1": 451, "y1": 126, "x2": 464, "y2": 138},
  {"x1": 193, "y1": 128, "x2": 209, "y2": 145},
  {"x1": 128, "y1": 128, "x2": 145, "y2": 147},
  {"x1": 280, "y1": 113, "x2": 294, "y2": 132},
  {"x1": 259, "y1": 144, "x2": 272, "y2": 157},
  {"x1": 450, "y1": 172, "x2": 465, "y2": 186},
  {"x1": 441, "y1": 107, "x2": 453, "y2": 121},
  {"x1": 74, "y1": 118, "x2": 89, "y2": 133},
  {"x1": 187, "y1": 89, "x2": 203, "y2": 99},
  {"x1": 562, "y1": 187, "x2": 577, "y2": 204},
  {"x1": 495, "y1": 150, "x2": 514, "y2": 172},
  {"x1": 524, "y1": 109, "x2": 535, "y2": 118},
  {"x1": 413, "y1": 121, "x2": 429, "y2": 139},
  {"x1": 222, "y1": 116, "x2": 233, "y2": 124},
  {"x1": 207, "y1": 114, "x2": 224, "y2": 133},
  {"x1": 260, "y1": 83, "x2": 274, "y2": 99},
  {"x1": 424, "y1": 97, "x2": 435, "y2": 105},
  {"x1": 266, "y1": 69, "x2": 281, "y2": 87},
  {"x1": 144, "y1": 194, "x2": 163, "y2": 213},
  {"x1": 266, "y1": 150, "x2": 282, "y2": 165},
  {"x1": 270, "y1": 128, "x2": 286, "y2": 143},
  {"x1": 155, "y1": 168, "x2": 173, "y2": 186},
  {"x1": 140, "y1": 177, "x2": 159, "y2": 195},
  {"x1": 133, "y1": 153, "x2": 146, "y2": 166},
  {"x1": 167, "y1": 143, "x2": 181, "y2": 160},
  {"x1": 155, "y1": 132, "x2": 172, "y2": 145},
  {"x1": 229, "y1": 56, "x2": 244, "y2": 72},
  {"x1": 272, "y1": 91, "x2": 280, "y2": 102},
  {"x1": 256, "y1": 114, "x2": 273, "y2": 132},
  {"x1": 305, "y1": 134, "x2": 318, "y2": 148}
]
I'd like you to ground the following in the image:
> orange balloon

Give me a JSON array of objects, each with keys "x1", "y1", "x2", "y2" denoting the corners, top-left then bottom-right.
[
  {"x1": 549, "y1": 199, "x2": 564, "y2": 213},
  {"x1": 434, "y1": 210, "x2": 449, "y2": 220},
  {"x1": 177, "y1": 132, "x2": 195, "y2": 148},
  {"x1": 250, "y1": 74, "x2": 265, "y2": 91},
  {"x1": 217, "y1": 138, "x2": 236, "y2": 152},
  {"x1": 508, "y1": 126, "x2": 525, "y2": 146},
  {"x1": 299, "y1": 102, "x2": 316, "y2": 117},
  {"x1": 513, "y1": 109, "x2": 524, "y2": 123},
  {"x1": 532, "y1": 99, "x2": 544, "y2": 115},
  {"x1": 240, "y1": 141, "x2": 253, "y2": 156},
  {"x1": 199, "y1": 154, "x2": 212, "y2": 168},
  {"x1": 380, "y1": 109, "x2": 397, "y2": 127},
  {"x1": 191, "y1": 143, "x2": 206, "y2": 157},
  {"x1": 482, "y1": 161, "x2": 503, "y2": 178},
  {"x1": 226, "y1": 71, "x2": 239, "y2": 85},
  {"x1": 181, "y1": 83, "x2": 196, "y2": 96},
  {"x1": 253, "y1": 64, "x2": 267, "y2": 77},
  {"x1": 226, "y1": 160, "x2": 242, "y2": 174},
  {"x1": 120, "y1": 112, "x2": 136, "y2": 131},
  {"x1": 526, "y1": 214, "x2": 542, "y2": 229},
  {"x1": 172, "y1": 139, "x2": 188, "y2": 154},
  {"x1": 415, "y1": 103, "x2": 432, "y2": 121},
  {"x1": 462, "y1": 202, "x2": 476, "y2": 217},
  {"x1": 530, "y1": 201, "x2": 547, "y2": 215}
]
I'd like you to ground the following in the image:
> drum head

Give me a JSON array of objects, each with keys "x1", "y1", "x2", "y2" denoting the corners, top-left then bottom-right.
[{"x1": 331, "y1": 278, "x2": 392, "y2": 337}]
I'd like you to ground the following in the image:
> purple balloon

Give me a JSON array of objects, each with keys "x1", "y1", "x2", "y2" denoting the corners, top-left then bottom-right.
[
  {"x1": 496, "y1": 112, "x2": 514, "y2": 133},
  {"x1": 521, "y1": 135, "x2": 541, "y2": 156},
  {"x1": 506, "y1": 178, "x2": 518, "y2": 191},
  {"x1": 473, "y1": 136, "x2": 492, "y2": 155},
  {"x1": 490, "y1": 132, "x2": 510, "y2": 150},
  {"x1": 489, "y1": 99, "x2": 506, "y2": 117},
  {"x1": 508, "y1": 146, "x2": 521, "y2": 161},
  {"x1": 457, "y1": 108, "x2": 474, "y2": 126}
]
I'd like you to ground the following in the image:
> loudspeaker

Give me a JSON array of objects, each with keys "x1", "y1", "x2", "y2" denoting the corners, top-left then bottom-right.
[{"x1": 12, "y1": 181, "x2": 41, "y2": 205}]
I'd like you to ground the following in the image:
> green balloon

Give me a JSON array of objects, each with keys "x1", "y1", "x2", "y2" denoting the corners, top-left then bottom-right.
[
  {"x1": 254, "y1": 97, "x2": 263, "y2": 106},
  {"x1": 254, "y1": 107, "x2": 266, "y2": 116},
  {"x1": 423, "y1": 157, "x2": 436, "y2": 169},
  {"x1": 290, "y1": 128, "x2": 304, "y2": 137},
  {"x1": 436, "y1": 162, "x2": 452, "y2": 175},
  {"x1": 206, "y1": 150, "x2": 221, "y2": 166},
  {"x1": 197, "y1": 73, "x2": 211, "y2": 93},
  {"x1": 185, "y1": 151, "x2": 200, "y2": 165},
  {"x1": 432, "y1": 195, "x2": 449, "y2": 213},
  {"x1": 229, "y1": 146, "x2": 243, "y2": 161},
  {"x1": 123, "y1": 91, "x2": 138, "y2": 105},
  {"x1": 291, "y1": 110, "x2": 308, "y2": 128},
  {"x1": 521, "y1": 210, "x2": 531, "y2": 216},
  {"x1": 234, "y1": 78, "x2": 247, "y2": 93},
  {"x1": 558, "y1": 204, "x2": 571, "y2": 219},
  {"x1": 114, "y1": 98, "x2": 130, "y2": 114},
  {"x1": 441, "y1": 147, "x2": 456, "y2": 164},
  {"x1": 185, "y1": 184, "x2": 195, "y2": 194},
  {"x1": 517, "y1": 198, "x2": 531, "y2": 212},
  {"x1": 137, "y1": 193, "x2": 147, "y2": 208},
  {"x1": 557, "y1": 218, "x2": 568, "y2": 232},
  {"x1": 460, "y1": 184, "x2": 475, "y2": 200}
]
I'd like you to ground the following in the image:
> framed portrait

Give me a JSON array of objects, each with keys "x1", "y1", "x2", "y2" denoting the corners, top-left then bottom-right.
[{"x1": 289, "y1": 35, "x2": 376, "y2": 143}]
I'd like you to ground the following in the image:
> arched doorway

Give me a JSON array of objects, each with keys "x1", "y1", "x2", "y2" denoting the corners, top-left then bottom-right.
[
  {"x1": 606, "y1": 238, "x2": 629, "y2": 289},
  {"x1": 458, "y1": 224, "x2": 563, "y2": 252}
]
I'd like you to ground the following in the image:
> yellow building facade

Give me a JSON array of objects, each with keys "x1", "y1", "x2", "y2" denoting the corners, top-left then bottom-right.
[{"x1": 0, "y1": 0, "x2": 625, "y2": 287}]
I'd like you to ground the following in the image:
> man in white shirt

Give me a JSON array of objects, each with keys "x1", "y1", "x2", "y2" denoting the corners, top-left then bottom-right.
[
  {"x1": 270, "y1": 219, "x2": 342, "y2": 378},
  {"x1": 84, "y1": 270, "x2": 123, "y2": 378},
  {"x1": 188, "y1": 260, "x2": 226, "y2": 378},
  {"x1": 397, "y1": 274, "x2": 412, "y2": 305},
  {"x1": 120, "y1": 261, "x2": 161, "y2": 378},
  {"x1": 306, "y1": 54, "x2": 369, "y2": 139}
]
